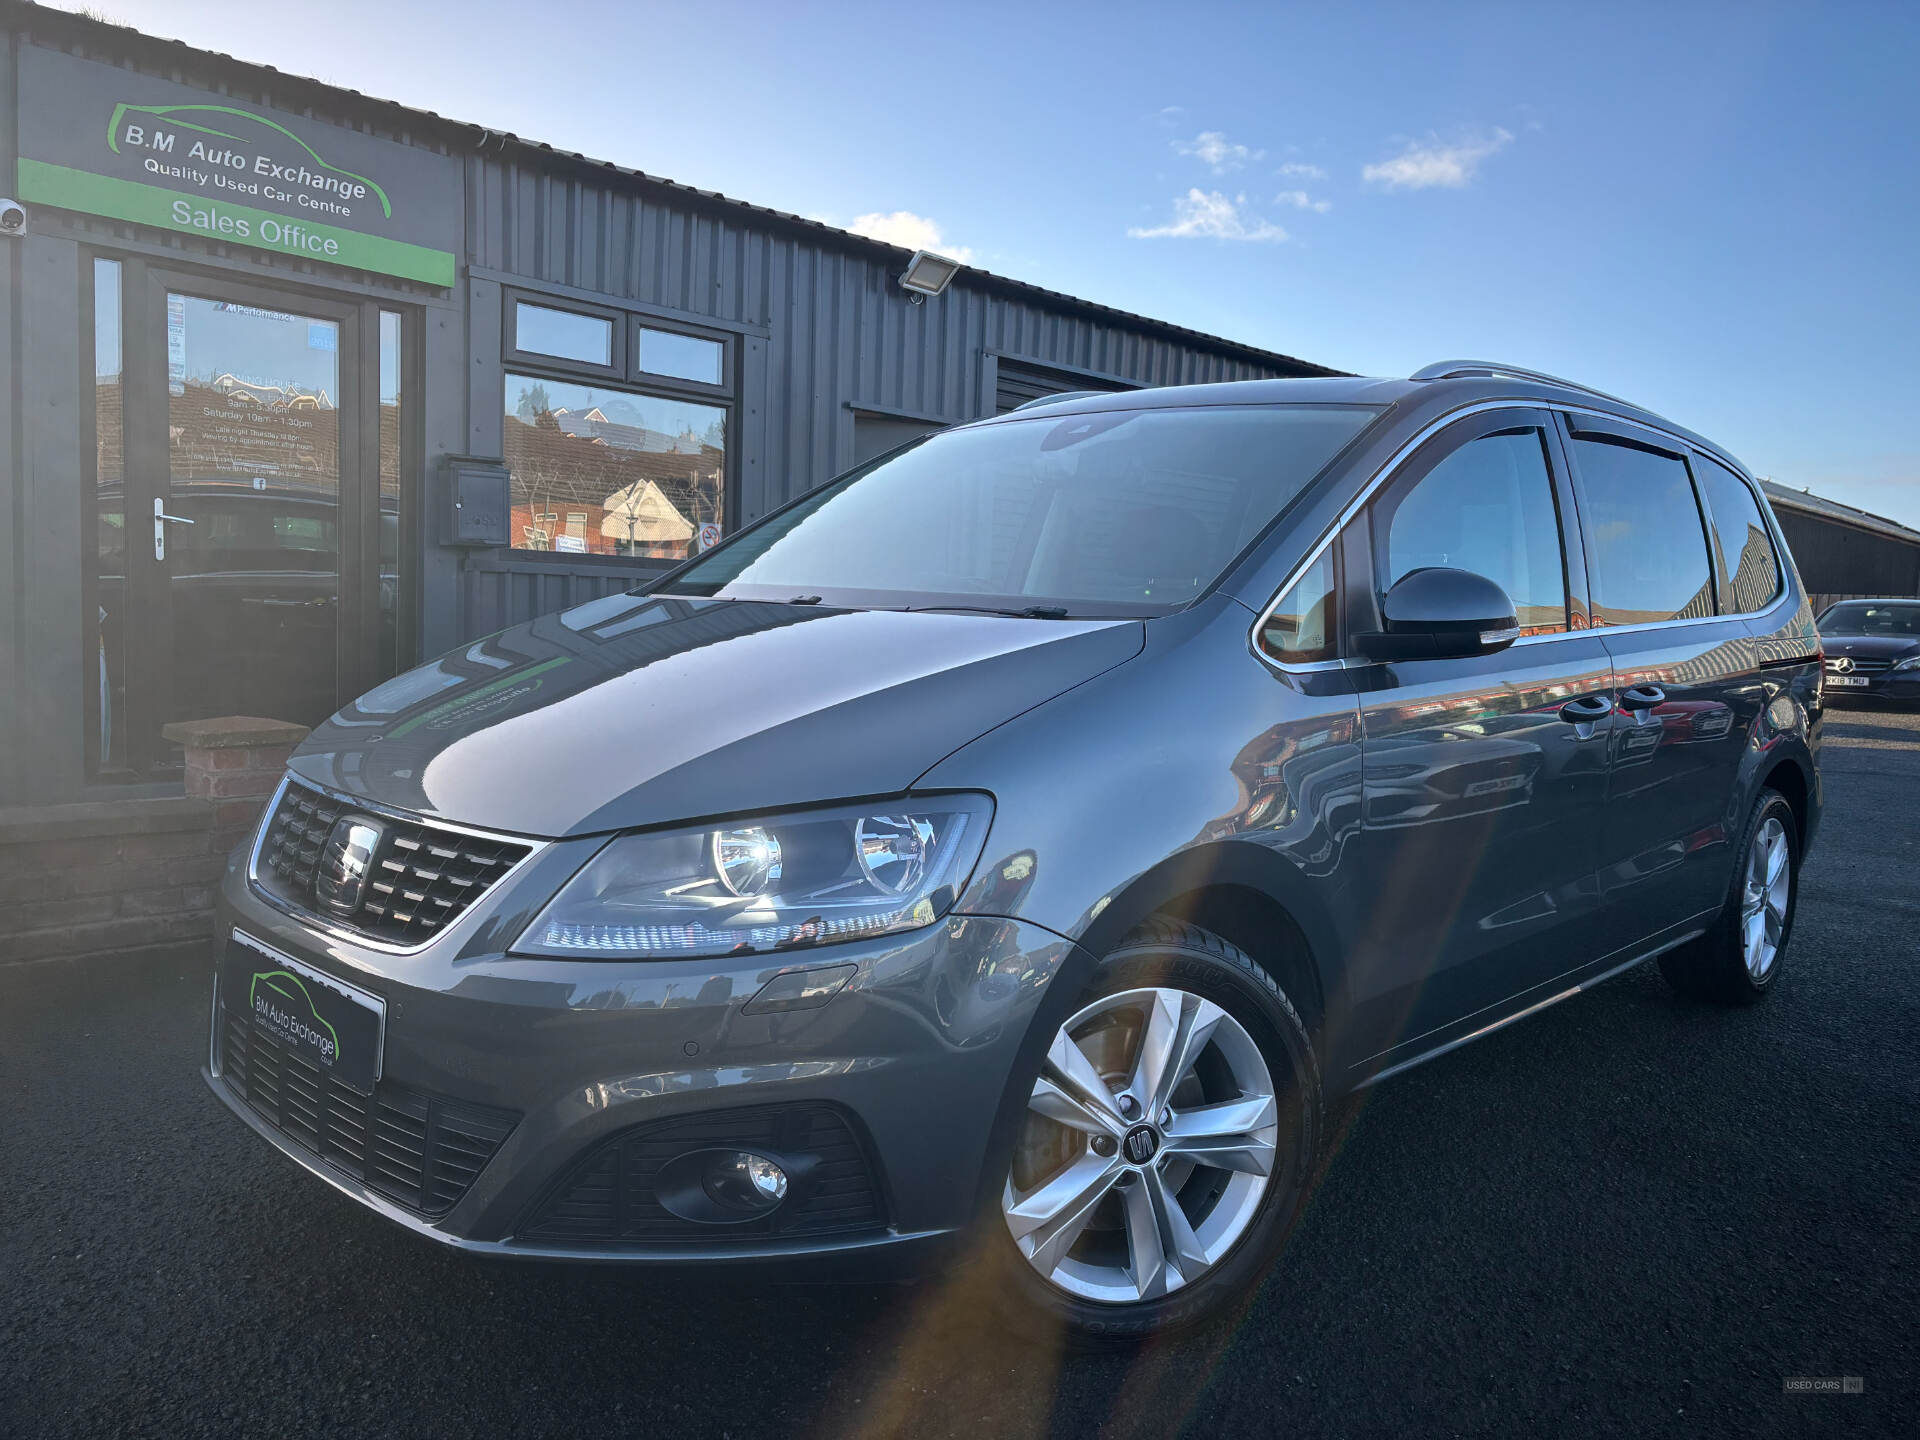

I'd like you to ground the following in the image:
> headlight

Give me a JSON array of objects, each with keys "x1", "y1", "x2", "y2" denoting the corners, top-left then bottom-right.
[
  {"x1": 1892, "y1": 655, "x2": 1920, "y2": 671},
  {"x1": 515, "y1": 795, "x2": 993, "y2": 960}
]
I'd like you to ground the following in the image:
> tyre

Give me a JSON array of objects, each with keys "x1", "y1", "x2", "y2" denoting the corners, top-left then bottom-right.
[
  {"x1": 990, "y1": 919, "x2": 1321, "y2": 1345},
  {"x1": 1658, "y1": 788, "x2": 1799, "y2": 1003}
]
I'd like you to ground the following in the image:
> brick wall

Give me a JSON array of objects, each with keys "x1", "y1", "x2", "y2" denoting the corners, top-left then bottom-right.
[
  {"x1": 0, "y1": 718, "x2": 307, "y2": 966},
  {"x1": 0, "y1": 799, "x2": 249, "y2": 965}
]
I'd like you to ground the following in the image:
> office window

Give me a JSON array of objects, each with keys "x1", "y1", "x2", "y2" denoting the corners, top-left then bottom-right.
[
  {"x1": 638, "y1": 327, "x2": 724, "y2": 386},
  {"x1": 515, "y1": 302, "x2": 614, "y2": 367},
  {"x1": 1571, "y1": 438, "x2": 1716, "y2": 626},
  {"x1": 92, "y1": 258, "x2": 127, "y2": 773},
  {"x1": 503, "y1": 373, "x2": 725, "y2": 558}
]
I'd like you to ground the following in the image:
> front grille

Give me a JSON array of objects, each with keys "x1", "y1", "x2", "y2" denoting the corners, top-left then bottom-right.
[
  {"x1": 1827, "y1": 657, "x2": 1892, "y2": 675},
  {"x1": 218, "y1": 1005, "x2": 518, "y2": 1217},
  {"x1": 517, "y1": 1104, "x2": 886, "y2": 1247},
  {"x1": 255, "y1": 780, "x2": 531, "y2": 945}
]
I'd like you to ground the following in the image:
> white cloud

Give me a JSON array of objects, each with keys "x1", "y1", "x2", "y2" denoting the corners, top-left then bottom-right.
[
  {"x1": 1362, "y1": 128, "x2": 1513, "y2": 189},
  {"x1": 1174, "y1": 131, "x2": 1263, "y2": 175},
  {"x1": 1276, "y1": 161, "x2": 1327, "y2": 181},
  {"x1": 1128, "y1": 189, "x2": 1288, "y2": 242},
  {"x1": 845, "y1": 210, "x2": 974, "y2": 263},
  {"x1": 1274, "y1": 189, "x2": 1332, "y2": 214}
]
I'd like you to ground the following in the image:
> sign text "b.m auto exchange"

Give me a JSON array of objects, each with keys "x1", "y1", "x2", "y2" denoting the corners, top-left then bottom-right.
[{"x1": 14, "y1": 49, "x2": 459, "y2": 287}]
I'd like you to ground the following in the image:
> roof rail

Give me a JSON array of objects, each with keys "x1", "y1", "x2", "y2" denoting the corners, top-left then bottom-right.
[
  {"x1": 1410, "y1": 360, "x2": 1637, "y2": 410},
  {"x1": 1011, "y1": 389, "x2": 1112, "y2": 412}
]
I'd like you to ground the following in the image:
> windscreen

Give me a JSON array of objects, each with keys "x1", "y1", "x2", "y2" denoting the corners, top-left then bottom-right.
[{"x1": 668, "y1": 404, "x2": 1381, "y2": 615}]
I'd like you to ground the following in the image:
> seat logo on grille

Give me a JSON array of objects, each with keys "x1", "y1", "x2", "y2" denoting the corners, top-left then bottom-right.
[{"x1": 316, "y1": 815, "x2": 387, "y2": 919}]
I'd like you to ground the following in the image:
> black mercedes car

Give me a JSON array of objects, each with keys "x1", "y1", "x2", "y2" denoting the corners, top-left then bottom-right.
[
  {"x1": 206, "y1": 361, "x2": 1823, "y2": 1343},
  {"x1": 1816, "y1": 599, "x2": 1920, "y2": 705}
]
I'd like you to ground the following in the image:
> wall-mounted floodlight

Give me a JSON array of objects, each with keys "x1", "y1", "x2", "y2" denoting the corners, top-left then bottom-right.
[{"x1": 899, "y1": 250, "x2": 962, "y2": 302}]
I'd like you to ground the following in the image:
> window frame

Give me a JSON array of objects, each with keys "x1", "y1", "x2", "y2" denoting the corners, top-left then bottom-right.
[
  {"x1": 1689, "y1": 448, "x2": 1786, "y2": 618},
  {"x1": 1558, "y1": 412, "x2": 1722, "y2": 629},
  {"x1": 504, "y1": 294, "x2": 624, "y2": 380},
  {"x1": 632, "y1": 319, "x2": 733, "y2": 398},
  {"x1": 1247, "y1": 401, "x2": 1767, "y2": 678},
  {"x1": 1356, "y1": 406, "x2": 1579, "y2": 645},
  {"x1": 499, "y1": 286, "x2": 738, "y2": 558},
  {"x1": 1255, "y1": 542, "x2": 1343, "y2": 668}
]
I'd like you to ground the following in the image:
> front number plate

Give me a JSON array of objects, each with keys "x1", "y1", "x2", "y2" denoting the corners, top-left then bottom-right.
[
  {"x1": 220, "y1": 931, "x2": 386, "y2": 1095},
  {"x1": 1827, "y1": 675, "x2": 1869, "y2": 687}
]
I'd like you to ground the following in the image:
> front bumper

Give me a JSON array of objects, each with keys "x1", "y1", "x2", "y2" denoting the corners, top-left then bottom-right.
[{"x1": 206, "y1": 838, "x2": 1089, "y2": 1267}]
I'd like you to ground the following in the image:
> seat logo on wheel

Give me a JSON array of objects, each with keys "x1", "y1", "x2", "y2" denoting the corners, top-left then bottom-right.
[{"x1": 1123, "y1": 1124, "x2": 1160, "y2": 1165}]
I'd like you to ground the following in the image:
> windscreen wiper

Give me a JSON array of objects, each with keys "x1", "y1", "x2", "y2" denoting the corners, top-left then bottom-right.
[{"x1": 907, "y1": 604, "x2": 1074, "y2": 620}]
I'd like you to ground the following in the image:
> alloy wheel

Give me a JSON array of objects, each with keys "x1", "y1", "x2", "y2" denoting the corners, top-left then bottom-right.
[
  {"x1": 1741, "y1": 815, "x2": 1791, "y2": 980},
  {"x1": 1002, "y1": 986, "x2": 1280, "y2": 1304}
]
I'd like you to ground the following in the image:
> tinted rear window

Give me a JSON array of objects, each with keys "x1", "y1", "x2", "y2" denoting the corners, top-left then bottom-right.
[
  {"x1": 1695, "y1": 455, "x2": 1781, "y2": 613},
  {"x1": 1570, "y1": 437, "x2": 1716, "y2": 626}
]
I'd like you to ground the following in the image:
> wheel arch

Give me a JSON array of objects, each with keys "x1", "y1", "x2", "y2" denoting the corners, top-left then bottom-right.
[
  {"x1": 1760, "y1": 753, "x2": 1811, "y2": 848},
  {"x1": 1073, "y1": 840, "x2": 1343, "y2": 1056}
]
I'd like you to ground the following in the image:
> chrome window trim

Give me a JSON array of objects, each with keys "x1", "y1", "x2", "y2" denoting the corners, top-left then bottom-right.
[
  {"x1": 245, "y1": 773, "x2": 552, "y2": 956},
  {"x1": 1250, "y1": 398, "x2": 1787, "y2": 675}
]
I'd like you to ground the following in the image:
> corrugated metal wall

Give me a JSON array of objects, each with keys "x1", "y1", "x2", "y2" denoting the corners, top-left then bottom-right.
[
  {"x1": 1774, "y1": 510, "x2": 1920, "y2": 600},
  {"x1": 463, "y1": 148, "x2": 1304, "y2": 521}
]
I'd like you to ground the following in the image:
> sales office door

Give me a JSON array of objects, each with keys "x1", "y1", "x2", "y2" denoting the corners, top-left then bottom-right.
[{"x1": 103, "y1": 263, "x2": 398, "y2": 776}]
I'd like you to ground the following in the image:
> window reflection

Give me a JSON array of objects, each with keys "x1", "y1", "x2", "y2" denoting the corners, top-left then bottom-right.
[
  {"x1": 92, "y1": 258, "x2": 126, "y2": 772},
  {"x1": 1694, "y1": 455, "x2": 1780, "y2": 614},
  {"x1": 380, "y1": 310, "x2": 403, "y2": 678},
  {"x1": 164, "y1": 294, "x2": 342, "y2": 736},
  {"x1": 638, "y1": 327, "x2": 723, "y2": 385},
  {"x1": 1571, "y1": 438, "x2": 1716, "y2": 626},
  {"x1": 503, "y1": 373, "x2": 725, "y2": 558},
  {"x1": 1382, "y1": 429, "x2": 1569, "y2": 636},
  {"x1": 515, "y1": 302, "x2": 613, "y2": 366},
  {"x1": 1262, "y1": 551, "x2": 1336, "y2": 664}
]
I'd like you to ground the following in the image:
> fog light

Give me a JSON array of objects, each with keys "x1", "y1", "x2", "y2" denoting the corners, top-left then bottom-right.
[{"x1": 703, "y1": 1151, "x2": 788, "y2": 1213}]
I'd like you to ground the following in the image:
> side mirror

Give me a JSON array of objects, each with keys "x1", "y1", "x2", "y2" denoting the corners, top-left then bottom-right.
[{"x1": 1355, "y1": 567, "x2": 1520, "y2": 662}]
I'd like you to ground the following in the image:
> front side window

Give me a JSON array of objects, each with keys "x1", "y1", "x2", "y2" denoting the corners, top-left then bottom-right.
[
  {"x1": 1377, "y1": 428, "x2": 1570, "y2": 636},
  {"x1": 1695, "y1": 455, "x2": 1781, "y2": 613},
  {"x1": 1570, "y1": 437, "x2": 1716, "y2": 626},
  {"x1": 669, "y1": 404, "x2": 1381, "y2": 615},
  {"x1": 503, "y1": 374, "x2": 726, "y2": 558}
]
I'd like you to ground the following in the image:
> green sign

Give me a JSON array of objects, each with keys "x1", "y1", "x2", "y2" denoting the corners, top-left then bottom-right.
[
  {"x1": 17, "y1": 160, "x2": 454, "y2": 286},
  {"x1": 17, "y1": 49, "x2": 460, "y2": 287}
]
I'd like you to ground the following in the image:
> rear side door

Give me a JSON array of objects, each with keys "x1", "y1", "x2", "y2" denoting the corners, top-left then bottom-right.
[
  {"x1": 1343, "y1": 408, "x2": 1617, "y2": 1057},
  {"x1": 1557, "y1": 414, "x2": 1768, "y2": 954}
]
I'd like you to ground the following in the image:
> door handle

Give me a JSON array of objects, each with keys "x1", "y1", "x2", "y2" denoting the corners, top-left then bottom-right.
[
  {"x1": 153, "y1": 498, "x2": 195, "y2": 562},
  {"x1": 1558, "y1": 694, "x2": 1614, "y2": 725},
  {"x1": 1617, "y1": 683, "x2": 1665, "y2": 723}
]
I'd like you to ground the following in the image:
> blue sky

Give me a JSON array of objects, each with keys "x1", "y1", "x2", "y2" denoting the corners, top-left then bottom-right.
[{"x1": 77, "y1": 0, "x2": 1920, "y2": 524}]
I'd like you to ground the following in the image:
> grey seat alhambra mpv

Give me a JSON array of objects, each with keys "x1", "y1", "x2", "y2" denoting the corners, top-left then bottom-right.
[{"x1": 207, "y1": 361, "x2": 1822, "y2": 1341}]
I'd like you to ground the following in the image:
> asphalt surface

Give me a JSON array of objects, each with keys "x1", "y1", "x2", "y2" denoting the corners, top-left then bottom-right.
[{"x1": 4, "y1": 707, "x2": 1917, "y2": 1439}]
